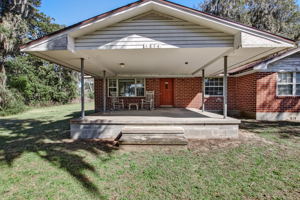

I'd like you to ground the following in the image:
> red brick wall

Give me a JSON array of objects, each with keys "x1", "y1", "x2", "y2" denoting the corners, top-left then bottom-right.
[
  {"x1": 203, "y1": 77, "x2": 236, "y2": 111},
  {"x1": 94, "y1": 78, "x2": 103, "y2": 112},
  {"x1": 94, "y1": 77, "x2": 237, "y2": 112},
  {"x1": 94, "y1": 77, "x2": 203, "y2": 111},
  {"x1": 235, "y1": 73, "x2": 257, "y2": 113},
  {"x1": 146, "y1": 78, "x2": 160, "y2": 108},
  {"x1": 256, "y1": 72, "x2": 300, "y2": 112},
  {"x1": 174, "y1": 78, "x2": 201, "y2": 108},
  {"x1": 94, "y1": 73, "x2": 300, "y2": 114},
  {"x1": 94, "y1": 78, "x2": 161, "y2": 111}
]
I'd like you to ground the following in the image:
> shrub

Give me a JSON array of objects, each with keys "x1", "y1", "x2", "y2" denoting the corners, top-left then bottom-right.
[{"x1": 0, "y1": 86, "x2": 27, "y2": 116}]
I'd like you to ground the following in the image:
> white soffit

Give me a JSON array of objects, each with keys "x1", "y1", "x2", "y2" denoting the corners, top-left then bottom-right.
[{"x1": 204, "y1": 47, "x2": 288, "y2": 76}]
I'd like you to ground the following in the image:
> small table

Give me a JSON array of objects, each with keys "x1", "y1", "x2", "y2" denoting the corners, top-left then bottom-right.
[{"x1": 128, "y1": 103, "x2": 139, "y2": 110}]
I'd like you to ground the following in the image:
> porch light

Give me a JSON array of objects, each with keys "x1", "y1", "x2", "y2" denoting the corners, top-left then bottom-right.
[{"x1": 120, "y1": 63, "x2": 125, "y2": 68}]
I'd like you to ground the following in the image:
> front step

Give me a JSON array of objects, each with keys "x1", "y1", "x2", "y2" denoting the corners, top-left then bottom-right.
[{"x1": 119, "y1": 126, "x2": 188, "y2": 145}]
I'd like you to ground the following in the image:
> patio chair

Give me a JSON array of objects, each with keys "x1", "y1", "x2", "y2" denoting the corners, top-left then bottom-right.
[
  {"x1": 110, "y1": 92, "x2": 124, "y2": 110},
  {"x1": 141, "y1": 91, "x2": 155, "y2": 110}
]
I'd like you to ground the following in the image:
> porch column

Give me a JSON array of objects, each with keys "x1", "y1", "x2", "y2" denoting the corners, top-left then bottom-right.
[
  {"x1": 202, "y1": 69, "x2": 205, "y2": 112},
  {"x1": 223, "y1": 56, "x2": 228, "y2": 119},
  {"x1": 103, "y1": 70, "x2": 106, "y2": 112},
  {"x1": 80, "y1": 58, "x2": 85, "y2": 118}
]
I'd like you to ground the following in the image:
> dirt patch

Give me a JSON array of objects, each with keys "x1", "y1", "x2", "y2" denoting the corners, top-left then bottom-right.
[
  {"x1": 187, "y1": 130, "x2": 273, "y2": 152},
  {"x1": 115, "y1": 131, "x2": 273, "y2": 153}
]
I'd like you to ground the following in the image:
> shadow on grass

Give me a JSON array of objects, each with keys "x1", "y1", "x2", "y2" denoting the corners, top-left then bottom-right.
[
  {"x1": 240, "y1": 120, "x2": 300, "y2": 139},
  {"x1": 0, "y1": 109, "x2": 117, "y2": 199}
]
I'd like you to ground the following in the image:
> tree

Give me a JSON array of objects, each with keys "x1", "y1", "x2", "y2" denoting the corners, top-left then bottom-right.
[
  {"x1": 199, "y1": 0, "x2": 300, "y2": 40},
  {"x1": 0, "y1": 1, "x2": 78, "y2": 115},
  {"x1": 6, "y1": 55, "x2": 78, "y2": 105},
  {"x1": 0, "y1": 0, "x2": 41, "y2": 86},
  {"x1": 200, "y1": 0, "x2": 248, "y2": 24}
]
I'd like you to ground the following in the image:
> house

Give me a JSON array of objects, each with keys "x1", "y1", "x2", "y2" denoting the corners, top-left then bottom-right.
[
  {"x1": 228, "y1": 47, "x2": 300, "y2": 121},
  {"x1": 20, "y1": 0, "x2": 297, "y2": 141}
]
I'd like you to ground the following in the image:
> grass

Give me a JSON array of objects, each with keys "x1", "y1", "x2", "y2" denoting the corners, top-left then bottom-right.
[
  {"x1": 0, "y1": 103, "x2": 299, "y2": 200},
  {"x1": 240, "y1": 119, "x2": 300, "y2": 148}
]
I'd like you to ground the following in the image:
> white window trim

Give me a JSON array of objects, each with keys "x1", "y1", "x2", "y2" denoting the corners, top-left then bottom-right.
[
  {"x1": 108, "y1": 78, "x2": 146, "y2": 97},
  {"x1": 276, "y1": 72, "x2": 300, "y2": 97},
  {"x1": 204, "y1": 77, "x2": 224, "y2": 97}
]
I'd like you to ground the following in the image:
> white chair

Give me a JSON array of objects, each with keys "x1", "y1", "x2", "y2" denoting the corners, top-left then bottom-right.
[
  {"x1": 110, "y1": 92, "x2": 124, "y2": 110},
  {"x1": 141, "y1": 91, "x2": 154, "y2": 110}
]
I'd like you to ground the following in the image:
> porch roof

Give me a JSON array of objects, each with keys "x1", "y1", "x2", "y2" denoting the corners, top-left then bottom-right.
[{"x1": 20, "y1": 0, "x2": 296, "y2": 77}]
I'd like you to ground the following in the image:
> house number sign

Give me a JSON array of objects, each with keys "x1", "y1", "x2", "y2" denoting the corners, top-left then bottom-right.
[{"x1": 143, "y1": 43, "x2": 161, "y2": 48}]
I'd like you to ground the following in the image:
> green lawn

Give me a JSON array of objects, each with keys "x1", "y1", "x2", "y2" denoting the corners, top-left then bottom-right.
[{"x1": 0, "y1": 104, "x2": 299, "y2": 200}]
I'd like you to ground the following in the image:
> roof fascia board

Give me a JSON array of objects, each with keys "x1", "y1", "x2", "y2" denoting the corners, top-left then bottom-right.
[
  {"x1": 230, "y1": 69, "x2": 256, "y2": 77},
  {"x1": 21, "y1": 34, "x2": 68, "y2": 52},
  {"x1": 114, "y1": 74, "x2": 199, "y2": 78}
]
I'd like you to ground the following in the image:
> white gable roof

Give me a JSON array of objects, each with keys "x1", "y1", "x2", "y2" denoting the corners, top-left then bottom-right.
[{"x1": 20, "y1": 0, "x2": 296, "y2": 77}]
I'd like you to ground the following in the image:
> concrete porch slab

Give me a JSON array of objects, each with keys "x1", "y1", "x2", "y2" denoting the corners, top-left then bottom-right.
[
  {"x1": 70, "y1": 108, "x2": 241, "y2": 140},
  {"x1": 71, "y1": 108, "x2": 241, "y2": 125}
]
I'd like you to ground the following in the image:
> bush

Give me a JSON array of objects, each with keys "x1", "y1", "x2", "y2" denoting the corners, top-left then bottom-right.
[
  {"x1": 0, "y1": 86, "x2": 27, "y2": 116},
  {"x1": 6, "y1": 55, "x2": 78, "y2": 106},
  {"x1": 88, "y1": 91, "x2": 94, "y2": 99}
]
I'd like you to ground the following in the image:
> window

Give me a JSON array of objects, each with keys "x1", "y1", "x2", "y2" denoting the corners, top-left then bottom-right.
[
  {"x1": 205, "y1": 77, "x2": 223, "y2": 96},
  {"x1": 108, "y1": 78, "x2": 145, "y2": 97},
  {"x1": 297, "y1": 73, "x2": 300, "y2": 96},
  {"x1": 277, "y1": 72, "x2": 300, "y2": 96},
  {"x1": 108, "y1": 79, "x2": 117, "y2": 96}
]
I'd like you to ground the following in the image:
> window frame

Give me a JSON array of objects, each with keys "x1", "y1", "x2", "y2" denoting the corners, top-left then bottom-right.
[
  {"x1": 277, "y1": 72, "x2": 300, "y2": 97},
  {"x1": 107, "y1": 78, "x2": 146, "y2": 97},
  {"x1": 204, "y1": 77, "x2": 224, "y2": 97}
]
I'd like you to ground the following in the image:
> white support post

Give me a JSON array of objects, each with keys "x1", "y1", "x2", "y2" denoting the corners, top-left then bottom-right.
[
  {"x1": 103, "y1": 70, "x2": 107, "y2": 112},
  {"x1": 223, "y1": 56, "x2": 228, "y2": 119},
  {"x1": 202, "y1": 69, "x2": 205, "y2": 112},
  {"x1": 80, "y1": 58, "x2": 85, "y2": 118}
]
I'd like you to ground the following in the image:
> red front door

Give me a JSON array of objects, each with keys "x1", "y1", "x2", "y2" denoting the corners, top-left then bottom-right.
[{"x1": 160, "y1": 78, "x2": 174, "y2": 106}]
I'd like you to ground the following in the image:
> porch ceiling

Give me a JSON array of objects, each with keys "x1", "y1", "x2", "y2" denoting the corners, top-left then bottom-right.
[{"x1": 29, "y1": 46, "x2": 287, "y2": 77}]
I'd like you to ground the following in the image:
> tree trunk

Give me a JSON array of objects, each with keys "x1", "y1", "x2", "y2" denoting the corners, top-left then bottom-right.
[{"x1": 0, "y1": 61, "x2": 7, "y2": 87}]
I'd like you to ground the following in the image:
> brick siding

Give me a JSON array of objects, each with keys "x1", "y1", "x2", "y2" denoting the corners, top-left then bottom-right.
[
  {"x1": 235, "y1": 73, "x2": 257, "y2": 113},
  {"x1": 174, "y1": 78, "x2": 201, "y2": 108},
  {"x1": 256, "y1": 72, "x2": 300, "y2": 112},
  {"x1": 94, "y1": 78, "x2": 103, "y2": 112},
  {"x1": 94, "y1": 77, "x2": 245, "y2": 112},
  {"x1": 94, "y1": 74, "x2": 300, "y2": 114}
]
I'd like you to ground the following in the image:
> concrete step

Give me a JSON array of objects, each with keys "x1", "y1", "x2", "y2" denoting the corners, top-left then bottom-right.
[
  {"x1": 119, "y1": 126, "x2": 187, "y2": 145},
  {"x1": 120, "y1": 134, "x2": 188, "y2": 145},
  {"x1": 121, "y1": 126, "x2": 184, "y2": 134}
]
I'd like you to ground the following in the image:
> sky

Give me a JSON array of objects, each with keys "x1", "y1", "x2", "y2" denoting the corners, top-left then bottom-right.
[
  {"x1": 40, "y1": 0, "x2": 300, "y2": 26},
  {"x1": 39, "y1": 0, "x2": 204, "y2": 26}
]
